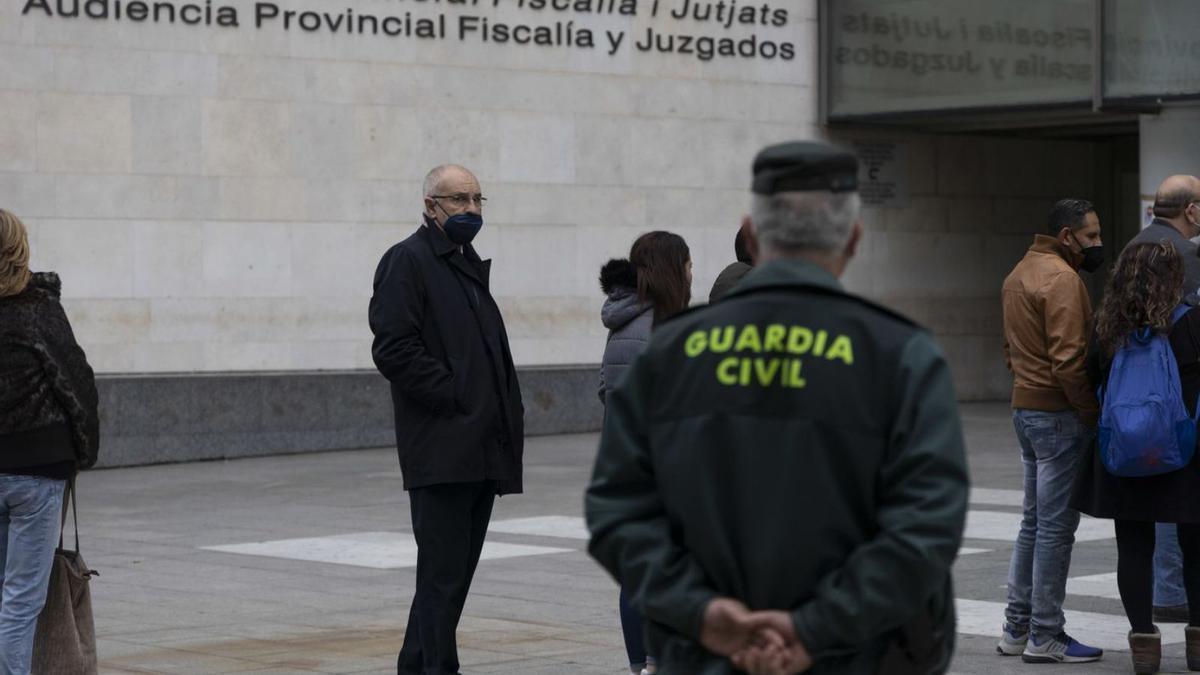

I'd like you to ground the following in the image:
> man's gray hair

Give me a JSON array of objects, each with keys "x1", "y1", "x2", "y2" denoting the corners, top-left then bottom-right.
[
  {"x1": 423, "y1": 164, "x2": 474, "y2": 198},
  {"x1": 751, "y1": 191, "x2": 862, "y2": 254},
  {"x1": 423, "y1": 166, "x2": 449, "y2": 198}
]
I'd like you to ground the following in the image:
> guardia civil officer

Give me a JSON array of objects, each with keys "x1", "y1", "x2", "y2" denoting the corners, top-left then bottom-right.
[{"x1": 585, "y1": 142, "x2": 969, "y2": 675}]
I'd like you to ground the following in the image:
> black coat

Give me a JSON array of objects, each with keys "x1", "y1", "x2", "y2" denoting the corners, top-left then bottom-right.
[
  {"x1": 0, "y1": 272, "x2": 99, "y2": 472},
  {"x1": 1073, "y1": 307, "x2": 1200, "y2": 523},
  {"x1": 707, "y1": 261, "x2": 752, "y2": 303},
  {"x1": 369, "y1": 223, "x2": 524, "y2": 495}
]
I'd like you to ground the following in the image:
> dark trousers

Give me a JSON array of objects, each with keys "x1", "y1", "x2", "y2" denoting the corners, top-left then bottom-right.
[
  {"x1": 398, "y1": 480, "x2": 496, "y2": 675},
  {"x1": 1115, "y1": 519, "x2": 1200, "y2": 633},
  {"x1": 619, "y1": 587, "x2": 651, "y2": 671}
]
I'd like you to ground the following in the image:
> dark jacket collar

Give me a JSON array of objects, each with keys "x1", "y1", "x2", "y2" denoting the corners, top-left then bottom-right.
[
  {"x1": 5, "y1": 272, "x2": 62, "y2": 301},
  {"x1": 420, "y1": 217, "x2": 459, "y2": 257},
  {"x1": 418, "y1": 220, "x2": 490, "y2": 287},
  {"x1": 713, "y1": 257, "x2": 918, "y2": 328},
  {"x1": 723, "y1": 259, "x2": 843, "y2": 299},
  {"x1": 1147, "y1": 218, "x2": 1191, "y2": 243},
  {"x1": 1030, "y1": 234, "x2": 1082, "y2": 269}
]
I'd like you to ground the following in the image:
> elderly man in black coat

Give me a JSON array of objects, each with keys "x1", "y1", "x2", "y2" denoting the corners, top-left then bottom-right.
[{"x1": 369, "y1": 164, "x2": 524, "y2": 675}]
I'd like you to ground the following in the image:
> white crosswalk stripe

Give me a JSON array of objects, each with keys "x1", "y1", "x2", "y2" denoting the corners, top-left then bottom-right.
[
  {"x1": 1067, "y1": 572, "x2": 1122, "y2": 600},
  {"x1": 969, "y1": 487, "x2": 1026, "y2": 508},
  {"x1": 954, "y1": 598, "x2": 1187, "y2": 653},
  {"x1": 964, "y1": 509, "x2": 1115, "y2": 542},
  {"x1": 203, "y1": 532, "x2": 572, "y2": 569},
  {"x1": 203, "y1": 503, "x2": 1138, "y2": 652},
  {"x1": 489, "y1": 515, "x2": 590, "y2": 540}
]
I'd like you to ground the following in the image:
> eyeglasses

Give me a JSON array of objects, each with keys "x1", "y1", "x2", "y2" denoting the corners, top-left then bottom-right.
[{"x1": 430, "y1": 194, "x2": 487, "y2": 208}]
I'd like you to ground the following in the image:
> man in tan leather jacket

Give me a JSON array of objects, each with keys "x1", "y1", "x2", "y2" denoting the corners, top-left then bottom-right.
[{"x1": 997, "y1": 198, "x2": 1105, "y2": 664}]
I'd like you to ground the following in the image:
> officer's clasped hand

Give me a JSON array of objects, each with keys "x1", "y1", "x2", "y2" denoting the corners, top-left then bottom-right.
[{"x1": 699, "y1": 598, "x2": 813, "y2": 674}]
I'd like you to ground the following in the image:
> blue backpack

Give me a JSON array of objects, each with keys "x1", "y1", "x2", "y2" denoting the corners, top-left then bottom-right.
[{"x1": 1098, "y1": 305, "x2": 1198, "y2": 477}]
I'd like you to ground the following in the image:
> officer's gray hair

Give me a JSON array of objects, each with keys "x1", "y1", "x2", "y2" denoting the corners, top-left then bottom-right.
[{"x1": 751, "y1": 191, "x2": 861, "y2": 254}]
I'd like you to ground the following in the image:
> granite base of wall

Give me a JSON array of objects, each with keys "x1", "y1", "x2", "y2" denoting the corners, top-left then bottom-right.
[{"x1": 95, "y1": 367, "x2": 603, "y2": 469}]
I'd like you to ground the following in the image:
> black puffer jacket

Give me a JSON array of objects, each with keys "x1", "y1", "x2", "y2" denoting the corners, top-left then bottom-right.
[{"x1": 0, "y1": 272, "x2": 99, "y2": 471}]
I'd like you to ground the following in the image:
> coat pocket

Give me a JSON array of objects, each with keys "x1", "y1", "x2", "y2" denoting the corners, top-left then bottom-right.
[{"x1": 447, "y1": 357, "x2": 470, "y2": 416}]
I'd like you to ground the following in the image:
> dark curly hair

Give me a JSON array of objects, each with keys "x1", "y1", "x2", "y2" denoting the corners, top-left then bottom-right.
[{"x1": 1095, "y1": 241, "x2": 1185, "y2": 358}]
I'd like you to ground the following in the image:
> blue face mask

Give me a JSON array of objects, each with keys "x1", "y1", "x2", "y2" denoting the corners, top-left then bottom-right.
[{"x1": 442, "y1": 212, "x2": 483, "y2": 245}]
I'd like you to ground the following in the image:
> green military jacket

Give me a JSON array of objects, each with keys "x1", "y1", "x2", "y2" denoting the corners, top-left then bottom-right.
[{"x1": 585, "y1": 259, "x2": 969, "y2": 675}]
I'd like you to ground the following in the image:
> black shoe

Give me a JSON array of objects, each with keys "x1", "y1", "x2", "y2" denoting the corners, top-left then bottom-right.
[{"x1": 1153, "y1": 604, "x2": 1190, "y2": 623}]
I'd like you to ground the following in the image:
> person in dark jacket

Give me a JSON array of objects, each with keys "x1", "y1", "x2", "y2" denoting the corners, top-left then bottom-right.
[
  {"x1": 599, "y1": 231, "x2": 693, "y2": 675},
  {"x1": 585, "y1": 142, "x2": 968, "y2": 675},
  {"x1": 369, "y1": 165, "x2": 524, "y2": 675},
  {"x1": 1073, "y1": 242, "x2": 1200, "y2": 673},
  {"x1": 0, "y1": 209, "x2": 98, "y2": 675},
  {"x1": 1123, "y1": 175, "x2": 1200, "y2": 624},
  {"x1": 599, "y1": 231, "x2": 693, "y2": 403},
  {"x1": 1128, "y1": 175, "x2": 1200, "y2": 294},
  {"x1": 707, "y1": 222, "x2": 754, "y2": 303}
]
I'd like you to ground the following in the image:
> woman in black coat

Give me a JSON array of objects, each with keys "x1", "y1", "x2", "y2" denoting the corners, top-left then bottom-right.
[
  {"x1": 1073, "y1": 241, "x2": 1200, "y2": 674},
  {"x1": 0, "y1": 209, "x2": 98, "y2": 674}
]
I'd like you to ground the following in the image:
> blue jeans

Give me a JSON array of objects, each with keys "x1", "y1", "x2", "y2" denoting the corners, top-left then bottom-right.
[
  {"x1": 1154, "y1": 522, "x2": 1187, "y2": 607},
  {"x1": 1005, "y1": 410, "x2": 1087, "y2": 642},
  {"x1": 0, "y1": 475, "x2": 66, "y2": 675}
]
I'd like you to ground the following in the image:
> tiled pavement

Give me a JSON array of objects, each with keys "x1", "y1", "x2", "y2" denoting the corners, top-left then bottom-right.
[{"x1": 80, "y1": 402, "x2": 1186, "y2": 673}]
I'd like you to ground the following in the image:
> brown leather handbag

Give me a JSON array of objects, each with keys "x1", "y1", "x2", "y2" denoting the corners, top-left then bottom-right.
[{"x1": 32, "y1": 480, "x2": 99, "y2": 675}]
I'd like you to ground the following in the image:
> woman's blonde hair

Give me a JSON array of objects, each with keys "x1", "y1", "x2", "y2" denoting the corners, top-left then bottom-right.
[{"x1": 0, "y1": 209, "x2": 33, "y2": 297}]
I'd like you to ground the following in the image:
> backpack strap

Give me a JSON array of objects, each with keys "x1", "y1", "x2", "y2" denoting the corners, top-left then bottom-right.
[{"x1": 1172, "y1": 303, "x2": 1192, "y2": 327}]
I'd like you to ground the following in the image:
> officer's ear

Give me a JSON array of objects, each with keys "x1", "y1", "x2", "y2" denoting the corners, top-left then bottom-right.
[
  {"x1": 743, "y1": 215, "x2": 760, "y2": 264},
  {"x1": 843, "y1": 221, "x2": 863, "y2": 260}
]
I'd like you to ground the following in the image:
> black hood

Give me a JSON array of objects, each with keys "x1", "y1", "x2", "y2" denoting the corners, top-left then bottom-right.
[
  {"x1": 599, "y1": 258, "x2": 637, "y2": 296},
  {"x1": 28, "y1": 272, "x2": 62, "y2": 299}
]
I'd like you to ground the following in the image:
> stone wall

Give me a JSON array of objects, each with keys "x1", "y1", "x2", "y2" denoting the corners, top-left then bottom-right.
[
  {"x1": 3, "y1": 0, "x2": 817, "y2": 373},
  {"x1": 0, "y1": 0, "x2": 1115, "y2": 406},
  {"x1": 831, "y1": 131, "x2": 1105, "y2": 400}
]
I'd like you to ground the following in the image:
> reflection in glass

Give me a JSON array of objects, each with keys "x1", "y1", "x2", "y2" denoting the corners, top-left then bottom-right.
[
  {"x1": 1104, "y1": 0, "x2": 1200, "y2": 100},
  {"x1": 828, "y1": 0, "x2": 1094, "y2": 117}
]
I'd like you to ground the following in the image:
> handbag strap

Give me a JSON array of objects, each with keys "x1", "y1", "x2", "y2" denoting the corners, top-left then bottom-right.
[{"x1": 57, "y1": 477, "x2": 80, "y2": 554}]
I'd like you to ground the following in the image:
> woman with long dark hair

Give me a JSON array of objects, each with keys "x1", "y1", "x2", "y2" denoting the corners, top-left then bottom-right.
[
  {"x1": 597, "y1": 230, "x2": 692, "y2": 675},
  {"x1": 1073, "y1": 241, "x2": 1200, "y2": 674}
]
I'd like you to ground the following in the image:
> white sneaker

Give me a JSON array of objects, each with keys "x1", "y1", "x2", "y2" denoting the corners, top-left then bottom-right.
[{"x1": 997, "y1": 623, "x2": 1028, "y2": 656}]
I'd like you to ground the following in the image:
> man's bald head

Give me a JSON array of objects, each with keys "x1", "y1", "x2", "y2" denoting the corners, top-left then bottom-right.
[
  {"x1": 423, "y1": 164, "x2": 478, "y2": 199},
  {"x1": 1153, "y1": 174, "x2": 1200, "y2": 219},
  {"x1": 421, "y1": 163, "x2": 483, "y2": 230}
]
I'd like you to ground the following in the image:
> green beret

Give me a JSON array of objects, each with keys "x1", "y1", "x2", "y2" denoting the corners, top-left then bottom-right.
[{"x1": 752, "y1": 141, "x2": 858, "y2": 195}]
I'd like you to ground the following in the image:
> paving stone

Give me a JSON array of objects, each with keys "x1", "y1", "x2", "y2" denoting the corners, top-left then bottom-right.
[{"x1": 82, "y1": 402, "x2": 1142, "y2": 673}]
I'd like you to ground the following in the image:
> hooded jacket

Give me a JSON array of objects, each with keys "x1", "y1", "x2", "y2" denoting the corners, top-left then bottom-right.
[
  {"x1": 0, "y1": 272, "x2": 99, "y2": 474},
  {"x1": 598, "y1": 259, "x2": 654, "y2": 404}
]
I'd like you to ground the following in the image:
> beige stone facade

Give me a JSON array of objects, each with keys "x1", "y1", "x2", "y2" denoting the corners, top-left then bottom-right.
[{"x1": 1, "y1": 0, "x2": 1118, "y2": 400}]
